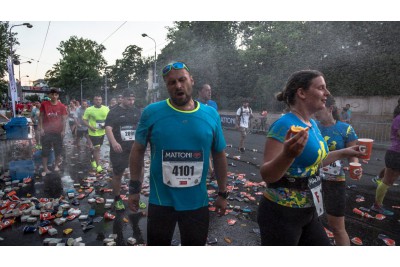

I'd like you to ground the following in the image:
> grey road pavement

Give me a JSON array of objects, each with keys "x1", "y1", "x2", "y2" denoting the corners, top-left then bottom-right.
[{"x1": 0, "y1": 128, "x2": 398, "y2": 246}]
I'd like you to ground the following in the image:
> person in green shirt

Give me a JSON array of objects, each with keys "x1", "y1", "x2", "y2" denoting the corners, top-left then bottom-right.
[{"x1": 82, "y1": 95, "x2": 109, "y2": 173}]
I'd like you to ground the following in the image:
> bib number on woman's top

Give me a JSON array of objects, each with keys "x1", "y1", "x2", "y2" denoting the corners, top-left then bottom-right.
[
  {"x1": 321, "y1": 160, "x2": 341, "y2": 176},
  {"x1": 308, "y1": 176, "x2": 324, "y2": 216},
  {"x1": 120, "y1": 125, "x2": 135, "y2": 141},
  {"x1": 162, "y1": 150, "x2": 204, "y2": 188}
]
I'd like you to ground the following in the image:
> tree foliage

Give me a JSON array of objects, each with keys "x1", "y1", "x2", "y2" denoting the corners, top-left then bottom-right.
[
  {"x1": 106, "y1": 45, "x2": 151, "y2": 107},
  {"x1": 158, "y1": 21, "x2": 242, "y2": 109},
  {"x1": 0, "y1": 22, "x2": 11, "y2": 100},
  {"x1": 3, "y1": 21, "x2": 400, "y2": 111},
  {"x1": 45, "y1": 36, "x2": 107, "y2": 101},
  {"x1": 156, "y1": 21, "x2": 400, "y2": 111},
  {"x1": 0, "y1": 22, "x2": 10, "y2": 78},
  {"x1": 158, "y1": 21, "x2": 400, "y2": 110},
  {"x1": 236, "y1": 22, "x2": 400, "y2": 110}
]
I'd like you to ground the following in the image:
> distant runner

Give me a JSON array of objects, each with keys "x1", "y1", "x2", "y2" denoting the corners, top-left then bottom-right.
[{"x1": 83, "y1": 95, "x2": 109, "y2": 173}]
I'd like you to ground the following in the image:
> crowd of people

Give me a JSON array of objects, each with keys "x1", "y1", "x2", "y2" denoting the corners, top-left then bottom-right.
[{"x1": 2, "y1": 62, "x2": 398, "y2": 246}]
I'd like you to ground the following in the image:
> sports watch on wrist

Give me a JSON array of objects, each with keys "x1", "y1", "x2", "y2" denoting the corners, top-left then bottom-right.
[{"x1": 218, "y1": 191, "x2": 229, "y2": 199}]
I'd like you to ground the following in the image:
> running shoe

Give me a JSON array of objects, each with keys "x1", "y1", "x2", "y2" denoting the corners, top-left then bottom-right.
[
  {"x1": 96, "y1": 165, "x2": 103, "y2": 173},
  {"x1": 139, "y1": 201, "x2": 147, "y2": 209},
  {"x1": 41, "y1": 170, "x2": 51, "y2": 177},
  {"x1": 114, "y1": 199, "x2": 125, "y2": 211},
  {"x1": 371, "y1": 175, "x2": 382, "y2": 185},
  {"x1": 91, "y1": 160, "x2": 97, "y2": 169},
  {"x1": 54, "y1": 165, "x2": 61, "y2": 172},
  {"x1": 104, "y1": 212, "x2": 115, "y2": 220},
  {"x1": 209, "y1": 170, "x2": 216, "y2": 180},
  {"x1": 370, "y1": 204, "x2": 394, "y2": 216}
]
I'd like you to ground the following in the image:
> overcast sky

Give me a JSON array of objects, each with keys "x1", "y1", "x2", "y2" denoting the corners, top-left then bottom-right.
[{"x1": 10, "y1": 21, "x2": 173, "y2": 84}]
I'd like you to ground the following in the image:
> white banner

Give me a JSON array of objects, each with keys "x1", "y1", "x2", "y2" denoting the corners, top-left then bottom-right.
[{"x1": 7, "y1": 57, "x2": 17, "y2": 118}]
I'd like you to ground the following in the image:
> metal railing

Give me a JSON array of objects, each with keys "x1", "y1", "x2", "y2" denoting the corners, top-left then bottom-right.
[
  {"x1": 351, "y1": 121, "x2": 391, "y2": 144},
  {"x1": 248, "y1": 119, "x2": 392, "y2": 146},
  {"x1": 221, "y1": 111, "x2": 392, "y2": 145}
]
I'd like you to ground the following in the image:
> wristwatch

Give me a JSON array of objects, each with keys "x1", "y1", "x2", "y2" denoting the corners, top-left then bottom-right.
[{"x1": 218, "y1": 191, "x2": 229, "y2": 199}]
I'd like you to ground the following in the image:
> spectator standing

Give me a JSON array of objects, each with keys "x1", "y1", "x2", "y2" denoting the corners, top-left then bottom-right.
[
  {"x1": 109, "y1": 98, "x2": 117, "y2": 110},
  {"x1": 236, "y1": 100, "x2": 253, "y2": 153},
  {"x1": 0, "y1": 108, "x2": 10, "y2": 121},
  {"x1": 128, "y1": 61, "x2": 228, "y2": 246},
  {"x1": 68, "y1": 100, "x2": 77, "y2": 136},
  {"x1": 74, "y1": 99, "x2": 92, "y2": 150},
  {"x1": 260, "y1": 109, "x2": 268, "y2": 132},
  {"x1": 197, "y1": 83, "x2": 218, "y2": 178},
  {"x1": 26, "y1": 102, "x2": 32, "y2": 112},
  {"x1": 117, "y1": 94, "x2": 123, "y2": 105},
  {"x1": 345, "y1": 104, "x2": 352, "y2": 123},
  {"x1": 340, "y1": 106, "x2": 350, "y2": 123},
  {"x1": 39, "y1": 89, "x2": 67, "y2": 176},
  {"x1": 31, "y1": 101, "x2": 41, "y2": 147},
  {"x1": 16, "y1": 102, "x2": 24, "y2": 115},
  {"x1": 197, "y1": 83, "x2": 218, "y2": 110}
]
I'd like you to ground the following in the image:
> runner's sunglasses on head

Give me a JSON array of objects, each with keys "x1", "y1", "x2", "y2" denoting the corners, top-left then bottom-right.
[{"x1": 162, "y1": 62, "x2": 190, "y2": 76}]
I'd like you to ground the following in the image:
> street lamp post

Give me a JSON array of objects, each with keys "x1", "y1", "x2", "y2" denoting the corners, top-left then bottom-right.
[
  {"x1": 104, "y1": 66, "x2": 112, "y2": 106},
  {"x1": 9, "y1": 23, "x2": 33, "y2": 58},
  {"x1": 18, "y1": 60, "x2": 32, "y2": 88},
  {"x1": 19, "y1": 75, "x2": 29, "y2": 101},
  {"x1": 80, "y1": 78, "x2": 88, "y2": 103},
  {"x1": 13, "y1": 60, "x2": 32, "y2": 101},
  {"x1": 128, "y1": 80, "x2": 131, "y2": 90},
  {"x1": 142, "y1": 33, "x2": 157, "y2": 100}
]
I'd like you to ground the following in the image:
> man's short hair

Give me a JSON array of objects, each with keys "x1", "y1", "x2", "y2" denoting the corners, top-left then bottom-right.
[
  {"x1": 49, "y1": 88, "x2": 60, "y2": 94},
  {"x1": 122, "y1": 90, "x2": 135, "y2": 98},
  {"x1": 199, "y1": 84, "x2": 210, "y2": 91}
]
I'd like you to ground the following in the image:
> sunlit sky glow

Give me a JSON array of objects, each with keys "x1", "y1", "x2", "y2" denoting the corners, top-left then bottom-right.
[{"x1": 9, "y1": 21, "x2": 173, "y2": 84}]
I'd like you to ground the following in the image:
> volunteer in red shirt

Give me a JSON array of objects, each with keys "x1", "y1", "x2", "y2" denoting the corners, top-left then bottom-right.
[
  {"x1": 39, "y1": 89, "x2": 67, "y2": 176},
  {"x1": 16, "y1": 102, "x2": 24, "y2": 115}
]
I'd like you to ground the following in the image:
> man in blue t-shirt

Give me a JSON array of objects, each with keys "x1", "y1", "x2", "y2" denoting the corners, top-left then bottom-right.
[
  {"x1": 197, "y1": 83, "x2": 218, "y2": 110},
  {"x1": 128, "y1": 62, "x2": 228, "y2": 246},
  {"x1": 197, "y1": 83, "x2": 218, "y2": 178}
]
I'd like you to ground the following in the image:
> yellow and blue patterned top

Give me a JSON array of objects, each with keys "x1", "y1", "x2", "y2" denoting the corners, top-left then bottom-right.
[
  {"x1": 316, "y1": 120, "x2": 358, "y2": 182},
  {"x1": 263, "y1": 113, "x2": 328, "y2": 208}
]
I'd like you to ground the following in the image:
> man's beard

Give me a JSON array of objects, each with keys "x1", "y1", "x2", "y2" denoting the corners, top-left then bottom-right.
[{"x1": 170, "y1": 95, "x2": 190, "y2": 107}]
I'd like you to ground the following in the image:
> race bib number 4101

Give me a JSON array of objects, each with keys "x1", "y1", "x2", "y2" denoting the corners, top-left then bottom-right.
[{"x1": 162, "y1": 150, "x2": 204, "y2": 188}]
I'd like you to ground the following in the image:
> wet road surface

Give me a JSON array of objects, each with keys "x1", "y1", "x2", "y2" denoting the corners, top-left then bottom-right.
[{"x1": 1, "y1": 128, "x2": 399, "y2": 246}]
